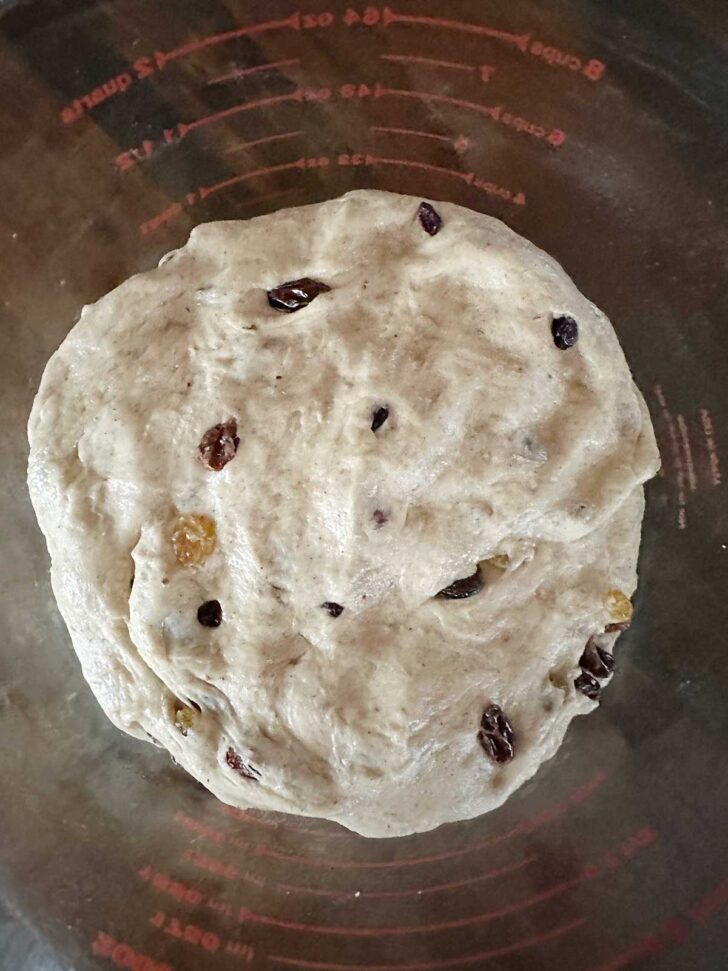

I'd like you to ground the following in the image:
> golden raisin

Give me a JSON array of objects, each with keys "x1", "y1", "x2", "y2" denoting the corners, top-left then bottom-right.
[
  {"x1": 174, "y1": 707, "x2": 196, "y2": 736},
  {"x1": 487, "y1": 554, "x2": 510, "y2": 570},
  {"x1": 172, "y1": 514, "x2": 217, "y2": 567},
  {"x1": 606, "y1": 589, "x2": 633, "y2": 624}
]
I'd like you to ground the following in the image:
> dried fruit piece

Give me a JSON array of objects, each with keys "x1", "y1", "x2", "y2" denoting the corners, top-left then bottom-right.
[
  {"x1": 172, "y1": 514, "x2": 217, "y2": 566},
  {"x1": 437, "y1": 567, "x2": 483, "y2": 600},
  {"x1": 607, "y1": 589, "x2": 633, "y2": 625},
  {"x1": 418, "y1": 201, "x2": 442, "y2": 236},
  {"x1": 371, "y1": 406, "x2": 389, "y2": 432},
  {"x1": 322, "y1": 601, "x2": 344, "y2": 618},
  {"x1": 198, "y1": 419, "x2": 239, "y2": 471},
  {"x1": 372, "y1": 509, "x2": 387, "y2": 527},
  {"x1": 225, "y1": 747, "x2": 261, "y2": 781},
  {"x1": 478, "y1": 704, "x2": 515, "y2": 763},
  {"x1": 580, "y1": 638, "x2": 615, "y2": 679},
  {"x1": 605, "y1": 620, "x2": 631, "y2": 633},
  {"x1": 551, "y1": 314, "x2": 579, "y2": 349},
  {"x1": 575, "y1": 671, "x2": 601, "y2": 700},
  {"x1": 175, "y1": 707, "x2": 197, "y2": 736},
  {"x1": 487, "y1": 554, "x2": 510, "y2": 570},
  {"x1": 197, "y1": 599, "x2": 223, "y2": 627},
  {"x1": 267, "y1": 277, "x2": 330, "y2": 312}
]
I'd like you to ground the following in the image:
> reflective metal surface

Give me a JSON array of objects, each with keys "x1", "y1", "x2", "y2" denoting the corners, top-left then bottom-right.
[{"x1": 1, "y1": 1, "x2": 727, "y2": 968}]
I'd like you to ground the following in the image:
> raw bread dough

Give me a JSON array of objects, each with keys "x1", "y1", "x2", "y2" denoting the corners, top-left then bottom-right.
[{"x1": 27, "y1": 190, "x2": 659, "y2": 837}]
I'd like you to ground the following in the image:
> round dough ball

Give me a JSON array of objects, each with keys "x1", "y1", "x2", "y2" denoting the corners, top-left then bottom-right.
[{"x1": 28, "y1": 191, "x2": 659, "y2": 837}]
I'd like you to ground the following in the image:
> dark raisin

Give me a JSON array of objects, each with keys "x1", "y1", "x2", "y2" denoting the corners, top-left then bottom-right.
[
  {"x1": 371, "y1": 406, "x2": 389, "y2": 432},
  {"x1": 198, "y1": 419, "x2": 239, "y2": 471},
  {"x1": 418, "y1": 201, "x2": 442, "y2": 236},
  {"x1": 225, "y1": 747, "x2": 261, "y2": 780},
  {"x1": 322, "y1": 601, "x2": 344, "y2": 617},
  {"x1": 267, "y1": 277, "x2": 330, "y2": 312},
  {"x1": 197, "y1": 600, "x2": 223, "y2": 627},
  {"x1": 605, "y1": 620, "x2": 631, "y2": 633},
  {"x1": 579, "y1": 638, "x2": 615, "y2": 679},
  {"x1": 437, "y1": 567, "x2": 483, "y2": 600},
  {"x1": 551, "y1": 315, "x2": 579, "y2": 349},
  {"x1": 478, "y1": 704, "x2": 515, "y2": 763},
  {"x1": 575, "y1": 671, "x2": 601, "y2": 700},
  {"x1": 372, "y1": 509, "x2": 387, "y2": 527}
]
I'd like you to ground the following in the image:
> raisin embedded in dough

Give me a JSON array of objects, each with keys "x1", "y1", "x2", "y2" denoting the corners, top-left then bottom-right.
[
  {"x1": 478, "y1": 705, "x2": 515, "y2": 763},
  {"x1": 225, "y1": 748, "x2": 261, "y2": 781},
  {"x1": 437, "y1": 567, "x2": 483, "y2": 600},
  {"x1": 198, "y1": 420, "x2": 239, "y2": 471},
  {"x1": 418, "y1": 201, "x2": 442, "y2": 236},
  {"x1": 322, "y1": 601, "x2": 344, "y2": 618},
  {"x1": 267, "y1": 278, "x2": 330, "y2": 312},
  {"x1": 371, "y1": 406, "x2": 389, "y2": 432},
  {"x1": 580, "y1": 638, "x2": 615, "y2": 678},
  {"x1": 197, "y1": 600, "x2": 223, "y2": 627},
  {"x1": 551, "y1": 314, "x2": 579, "y2": 349}
]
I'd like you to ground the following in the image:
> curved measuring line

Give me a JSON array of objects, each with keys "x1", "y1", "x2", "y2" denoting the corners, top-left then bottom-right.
[
  {"x1": 208, "y1": 58, "x2": 301, "y2": 86},
  {"x1": 370, "y1": 126, "x2": 459, "y2": 147},
  {"x1": 374, "y1": 83, "x2": 503, "y2": 121},
  {"x1": 380, "y1": 54, "x2": 476, "y2": 73},
  {"x1": 365, "y1": 154, "x2": 474, "y2": 183},
  {"x1": 162, "y1": 12, "x2": 302, "y2": 63},
  {"x1": 267, "y1": 916, "x2": 586, "y2": 969},
  {"x1": 381, "y1": 7, "x2": 531, "y2": 53},
  {"x1": 240, "y1": 875, "x2": 585, "y2": 936},
  {"x1": 251, "y1": 771, "x2": 608, "y2": 869},
  {"x1": 276, "y1": 855, "x2": 536, "y2": 899}
]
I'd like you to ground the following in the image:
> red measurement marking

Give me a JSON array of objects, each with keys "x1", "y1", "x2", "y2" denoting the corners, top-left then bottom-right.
[
  {"x1": 472, "y1": 174, "x2": 526, "y2": 205},
  {"x1": 268, "y1": 917, "x2": 585, "y2": 970},
  {"x1": 375, "y1": 82, "x2": 501, "y2": 119},
  {"x1": 366, "y1": 153, "x2": 474, "y2": 183},
  {"x1": 360, "y1": 153, "x2": 525, "y2": 204},
  {"x1": 199, "y1": 158, "x2": 307, "y2": 199},
  {"x1": 279, "y1": 855, "x2": 536, "y2": 900},
  {"x1": 691, "y1": 874, "x2": 728, "y2": 924},
  {"x1": 161, "y1": 12, "x2": 302, "y2": 64},
  {"x1": 380, "y1": 55, "x2": 495, "y2": 82},
  {"x1": 241, "y1": 874, "x2": 586, "y2": 935},
  {"x1": 91, "y1": 931, "x2": 173, "y2": 971},
  {"x1": 654, "y1": 384, "x2": 689, "y2": 529},
  {"x1": 150, "y1": 911, "x2": 220, "y2": 954},
  {"x1": 140, "y1": 201, "x2": 185, "y2": 236},
  {"x1": 699, "y1": 408, "x2": 722, "y2": 486},
  {"x1": 381, "y1": 53, "x2": 475, "y2": 73},
  {"x1": 206, "y1": 896, "x2": 235, "y2": 920},
  {"x1": 139, "y1": 864, "x2": 205, "y2": 906},
  {"x1": 208, "y1": 58, "x2": 300, "y2": 86},
  {"x1": 174, "y1": 810, "x2": 226, "y2": 844},
  {"x1": 61, "y1": 15, "x2": 304, "y2": 123},
  {"x1": 217, "y1": 802, "x2": 351, "y2": 838},
  {"x1": 60, "y1": 72, "x2": 133, "y2": 124},
  {"x1": 186, "y1": 89, "x2": 303, "y2": 133},
  {"x1": 255, "y1": 770, "x2": 608, "y2": 869},
  {"x1": 374, "y1": 82, "x2": 566, "y2": 146},
  {"x1": 119, "y1": 124, "x2": 301, "y2": 176},
  {"x1": 529, "y1": 39, "x2": 606, "y2": 80},
  {"x1": 371, "y1": 126, "x2": 467, "y2": 151},
  {"x1": 226, "y1": 940, "x2": 256, "y2": 962},
  {"x1": 223, "y1": 130, "x2": 303, "y2": 156},
  {"x1": 182, "y1": 848, "x2": 240, "y2": 880},
  {"x1": 381, "y1": 6, "x2": 531, "y2": 52}
]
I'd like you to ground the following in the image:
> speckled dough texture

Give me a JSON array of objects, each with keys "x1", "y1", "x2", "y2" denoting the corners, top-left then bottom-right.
[{"x1": 28, "y1": 190, "x2": 659, "y2": 837}]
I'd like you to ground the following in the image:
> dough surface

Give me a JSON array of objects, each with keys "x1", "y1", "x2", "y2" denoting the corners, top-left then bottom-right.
[{"x1": 28, "y1": 190, "x2": 659, "y2": 837}]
